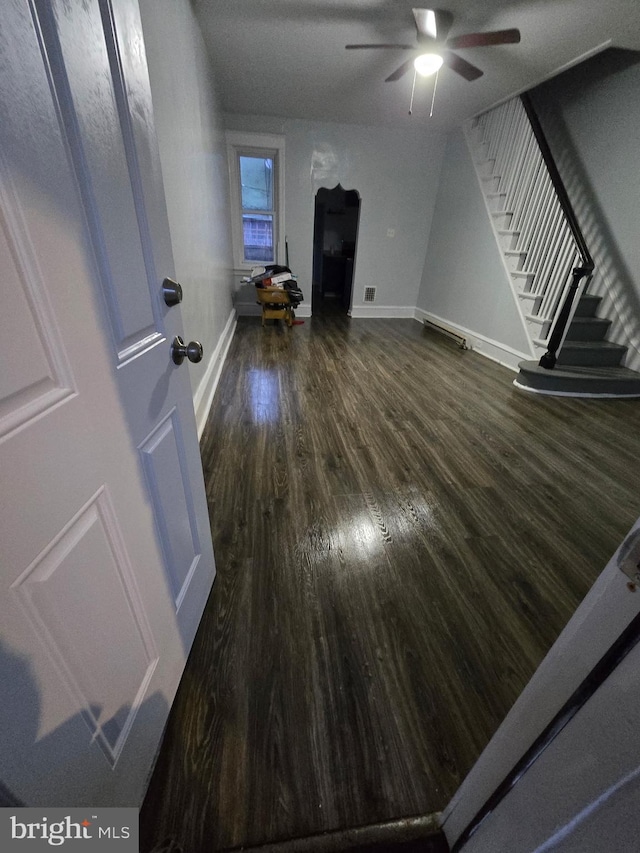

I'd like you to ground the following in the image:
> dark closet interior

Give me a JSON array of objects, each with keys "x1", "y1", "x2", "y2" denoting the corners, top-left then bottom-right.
[{"x1": 312, "y1": 185, "x2": 360, "y2": 314}]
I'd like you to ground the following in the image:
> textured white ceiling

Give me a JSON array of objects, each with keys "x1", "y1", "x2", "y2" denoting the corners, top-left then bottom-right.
[{"x1": 194, "y1": 0, "x2": 640, "y2": 130}]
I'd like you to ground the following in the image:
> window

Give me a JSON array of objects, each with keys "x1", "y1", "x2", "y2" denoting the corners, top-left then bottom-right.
[{"x1": 226, "y1": 132, "x2": 285, "y2": 270}]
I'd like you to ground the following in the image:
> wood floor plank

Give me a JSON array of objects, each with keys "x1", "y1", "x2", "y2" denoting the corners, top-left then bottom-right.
[{"x1": 141, "y1": 315, "x2": 640, "y2": 852}]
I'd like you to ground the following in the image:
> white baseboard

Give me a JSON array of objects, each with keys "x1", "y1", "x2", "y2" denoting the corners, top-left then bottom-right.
[
  {"x1": 194, "y1": 308, "x2": 237, "y2": 439},
  {"x1": 415, "y1": 308, "x2": 529, "y2": 373},
  {"x1": 349, "y1": 305, "x2": 416, "y2": 319}
]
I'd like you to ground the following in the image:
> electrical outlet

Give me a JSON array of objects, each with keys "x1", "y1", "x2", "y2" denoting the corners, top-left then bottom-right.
[{"x1": 386, "y1": 228, "x2": 395, "y2": 238}]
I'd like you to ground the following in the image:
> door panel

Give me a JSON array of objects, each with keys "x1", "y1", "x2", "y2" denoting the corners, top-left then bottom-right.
[
  {"x1": 36, "y1": 0, "x2": 163, "y2": 358},
  {"x1": 0, "y1": 158, "x2": 76, "y2": 440},
  {"x1": 0, "y1": 0, "x2": 215, "y2": 807},
  {"x1": 12, "y1": 487, "x2": 158, "y2": 768},
  {"x1": 140, "y1": 409, "x2": 202, "y2": 610}
]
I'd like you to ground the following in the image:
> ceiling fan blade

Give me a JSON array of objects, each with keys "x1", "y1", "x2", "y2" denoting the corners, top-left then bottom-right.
[
  {"x1": 434, "y1": 9, "x2": 454, "y2": 40},
  {"x1": 346, "y1": 43, "x2": 415, "y2": 50},
  {"x1": 385, "y1": 58, "x2": 415, "y2": 82},
  {"x1": 412, "y1": 8, "x2": 453, "y2": 42},
  {"x1": 443, "y1": 51, "x2": 483, "y2": 81},
  {"x1": 446, "y1": 28, "x2": 521, "y2": 50}
]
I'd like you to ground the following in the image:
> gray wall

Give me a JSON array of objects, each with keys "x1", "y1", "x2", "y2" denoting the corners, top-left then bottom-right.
[
  {"x1": 139, "y1": 0, "x2": 234, "y2": 398},
  {"x1": 224, "y1": 113, "x2": 447, "y2": 316},
  {"x1": 416, "y1": 128, "x2": 530, "y2": 361},
  {"x1": 530, "y1": 49, "x2": 640, "y2": 371}
]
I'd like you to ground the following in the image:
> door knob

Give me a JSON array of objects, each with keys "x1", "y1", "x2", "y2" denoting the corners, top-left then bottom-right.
[
  {"x1": 171, "y1": 336, "x2": 203, "y2": 365},
  {"x1": 163, "y1": 278, "x2": 183, "y2": 306}
]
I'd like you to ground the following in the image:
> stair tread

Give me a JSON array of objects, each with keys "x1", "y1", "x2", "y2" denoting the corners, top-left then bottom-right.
[{"x1": 569, "y1": 316, "x2": 611, "y2": 325}]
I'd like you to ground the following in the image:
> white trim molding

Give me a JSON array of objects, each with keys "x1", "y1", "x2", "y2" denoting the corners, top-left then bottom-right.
[
  {"x1": 349, "y1": 305, "x2": 416, "y2": 319},
  {"x1": 415, "y1": 307, "x2": 530, "y2": 372},
  {"x1": 225, "y1": 131, "x2": 286, "y2": 271},
  {"x1": 194, "y1": 308, "x2": 237, "y2": 438}
]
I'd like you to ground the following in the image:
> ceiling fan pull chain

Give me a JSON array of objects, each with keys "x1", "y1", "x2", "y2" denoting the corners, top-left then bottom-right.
[
  {"x1": 408, "y1": 68, "x2": 417, "y2": 115},
  {"x1": 430, "y1": 68, "x2": 440, "y2": 117}
]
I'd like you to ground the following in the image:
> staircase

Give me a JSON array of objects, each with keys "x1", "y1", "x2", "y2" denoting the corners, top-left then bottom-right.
[{"x1": 466, "y1": 97, "x2": 640, "y2": 398}]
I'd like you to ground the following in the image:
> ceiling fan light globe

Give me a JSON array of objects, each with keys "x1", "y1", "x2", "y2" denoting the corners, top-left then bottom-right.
[{"x1": 414, "y1": 53, "x2": 443, "y2": 76}]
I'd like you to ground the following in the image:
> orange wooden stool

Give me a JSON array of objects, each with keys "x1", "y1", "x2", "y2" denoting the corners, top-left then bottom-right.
[{"x1": 255, "y1": 286, "x2": 293, "y2": 327}]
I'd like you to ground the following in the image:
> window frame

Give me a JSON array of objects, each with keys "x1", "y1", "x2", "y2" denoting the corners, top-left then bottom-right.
[{"x1": 226, "y1": 131, "x2": 285, "y2": 271}]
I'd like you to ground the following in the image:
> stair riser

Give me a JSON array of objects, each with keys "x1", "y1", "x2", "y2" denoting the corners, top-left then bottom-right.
[
  {"x1": 512, "y1": 271, "x2": 535, "y2": 292},
  {"x1": 527, "y1": 317, "x2": 551, "y2": 338},
  {"x1": 505, "y1": 252, "x2": 527, "y2": 272},
  {"x1": 519, "y1": 294, "x2": 543, "y2": 312},
  {"x1": 558, "y1": 348, "x2": 625, "y2": 368},
  {"x1": 476, "y1": 158, "x2": 496, "y2": 177},
  {"x1": 482, "y1": 176, "x2": 501, "y2": 193},
  {"x1": 566, "y1": 321, "x2": 611, "y2": 342},
  {"x1": 487, "y1": 193, "x2": 507, "y2": 212},
  {"x1": 471, "y1": 134, "x2": 488, "y2": 156},
  {"x1": 573, "y1": 296, "x2": 602, "y2": 318},
  {"x1": 516, "y1": 371, "x2": 640, "y2": 397},
  {"x1": 499, "y1": 232, "x2": 519, "y2": 251},
  {"x1": 492, "y1": 212, "x2": 513, "y2": 229}
]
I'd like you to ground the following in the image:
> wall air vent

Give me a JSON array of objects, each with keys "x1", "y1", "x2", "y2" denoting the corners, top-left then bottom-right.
[{"x1": 364, "y1": 286, "x2": 376, "y2": 303}]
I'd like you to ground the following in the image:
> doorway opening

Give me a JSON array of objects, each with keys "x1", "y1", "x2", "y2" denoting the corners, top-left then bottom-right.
[{"x1": 312, "y1": 185, "x2": 360, "y2": 316}]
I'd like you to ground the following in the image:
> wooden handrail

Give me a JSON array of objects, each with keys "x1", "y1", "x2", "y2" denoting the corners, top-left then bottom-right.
[{"x1": 520, "y1": 93, "x2": 595, "y2": 369}]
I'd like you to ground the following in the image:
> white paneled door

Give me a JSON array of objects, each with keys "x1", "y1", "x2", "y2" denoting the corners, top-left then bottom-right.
[{"x1": 0, "y1": 0, "x2": 215, "y2": 806}]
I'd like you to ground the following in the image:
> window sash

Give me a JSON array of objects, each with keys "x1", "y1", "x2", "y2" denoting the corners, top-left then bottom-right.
[
  {"x1": 239, "y1": 154, "x2": 274, "y2": 213},
  {"x1": 226, "y1": 133, "x2": 285, "y2": 270},
  {"x1": 242, "y1": 213, "x2": 275, "y2": 263},
  {"x1": 236, "y1": 150, "x2": 277, "y2": 264}
]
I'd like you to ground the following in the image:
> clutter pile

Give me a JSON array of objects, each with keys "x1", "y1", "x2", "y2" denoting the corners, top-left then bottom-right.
[{"x1": 244, "y1": 264, "x2": 305, "y2": 327}]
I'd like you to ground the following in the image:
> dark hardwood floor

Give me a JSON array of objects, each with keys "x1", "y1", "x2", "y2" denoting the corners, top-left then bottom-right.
[{"x1": 140, "y1": 314, "x2": 640, "y2": 852}]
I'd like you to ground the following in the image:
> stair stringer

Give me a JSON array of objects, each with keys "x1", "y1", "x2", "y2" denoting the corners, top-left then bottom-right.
[{"x1": 463, "y1": 120, "x2": 537, "y2": 361}]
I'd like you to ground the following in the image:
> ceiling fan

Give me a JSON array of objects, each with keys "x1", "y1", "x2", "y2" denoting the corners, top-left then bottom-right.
[{"x1": 346, "y1": 8, "x2": 520, "y2": 82}]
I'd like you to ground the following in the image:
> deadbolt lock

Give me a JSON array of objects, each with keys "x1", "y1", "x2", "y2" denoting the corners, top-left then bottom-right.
[{"x1": 163, "y1": 278, "x2": 183, "y2": 306}]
